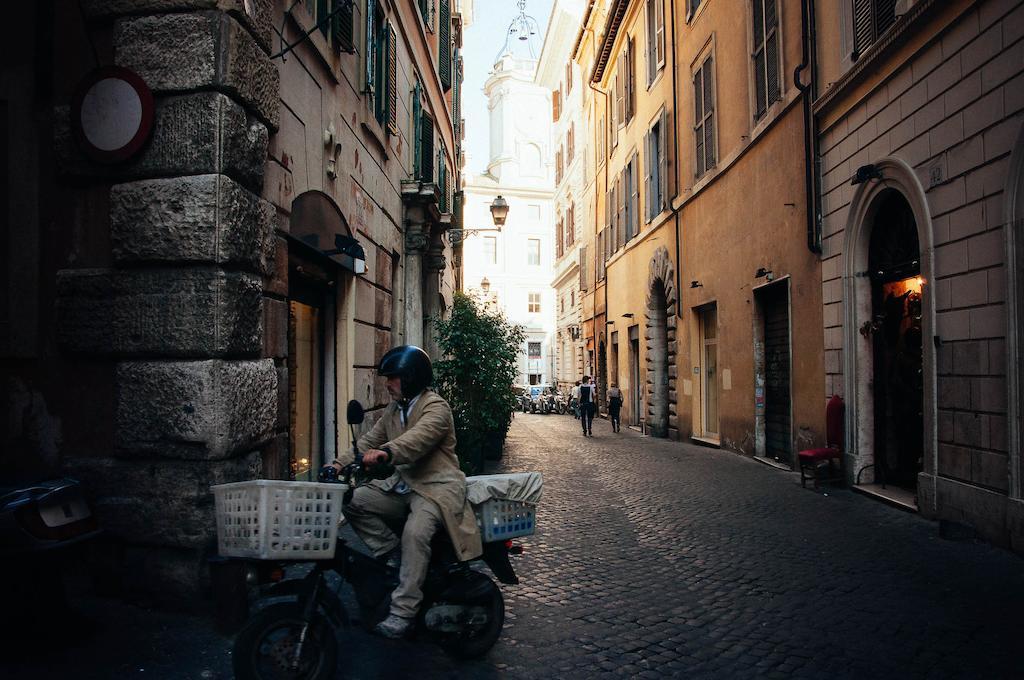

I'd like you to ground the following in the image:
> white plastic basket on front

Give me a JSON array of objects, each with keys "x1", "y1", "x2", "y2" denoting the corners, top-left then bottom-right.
[
  {"x1": 473, "y1": 498, "x2": 536, "y2": 543},
  {"x1": 212, "y1": 480, "x2": 346, "y2": 560},
  {"x1": 467, "y1": 472, "x2": 543, "y2": 543}
]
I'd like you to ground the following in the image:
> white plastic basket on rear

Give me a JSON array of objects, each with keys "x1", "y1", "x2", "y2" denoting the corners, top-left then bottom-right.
[
  {"x1": 212, "y1": 480, "x2": 345, "y2": 560},
  {"x1": 473, "y1": 498, "x2": 536, "y2": 543}
]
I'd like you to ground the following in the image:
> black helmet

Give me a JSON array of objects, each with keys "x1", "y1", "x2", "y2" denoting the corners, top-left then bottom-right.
[{"x1": 378, "y1": 345, "x2": 433, "y2": 399}]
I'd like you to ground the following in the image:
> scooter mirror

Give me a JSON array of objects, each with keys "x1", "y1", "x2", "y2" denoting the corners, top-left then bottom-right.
[{"x1": 346, "y1": 399, "x2": 365, "y2": 425}]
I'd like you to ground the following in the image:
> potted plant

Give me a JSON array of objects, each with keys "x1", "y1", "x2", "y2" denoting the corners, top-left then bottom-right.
[{"x1": 433, "y1": 293, "x2": 525, "y2": 474}]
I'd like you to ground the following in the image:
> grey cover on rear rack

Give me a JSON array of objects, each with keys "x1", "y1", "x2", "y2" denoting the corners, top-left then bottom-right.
[{"x1": 466, "y1": 472, "x2": 543, "y2": 505}]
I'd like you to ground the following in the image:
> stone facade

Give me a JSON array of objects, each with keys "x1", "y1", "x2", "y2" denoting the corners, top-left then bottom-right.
[
  {"x1": 1, "y1": 0, "x2": 466, "y2": 607},
  {"x1": 814, "y1": 0, "x2": 1024, "y2": 548}
]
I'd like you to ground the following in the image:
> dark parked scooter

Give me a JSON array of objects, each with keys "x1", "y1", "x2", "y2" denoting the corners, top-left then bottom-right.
[
  {"x1": 231, "y1": 400, "x2": 523, "y2": 680},
  {"x1": 0, "y1": 478, "x2": 101, "y2": 644}
]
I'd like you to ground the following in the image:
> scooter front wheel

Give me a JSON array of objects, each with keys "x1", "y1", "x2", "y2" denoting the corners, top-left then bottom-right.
[
  {"x1": 439, "y1": 587, "x2": 505, "y2": 659},
  {"x1": 232, "y1": 602, "x2": 338, "y2": 680}
]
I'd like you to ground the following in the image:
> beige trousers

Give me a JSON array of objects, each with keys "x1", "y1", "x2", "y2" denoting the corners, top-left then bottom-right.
[{"x1": 344, "y1": 485, "x2": 443, "y2": 619}]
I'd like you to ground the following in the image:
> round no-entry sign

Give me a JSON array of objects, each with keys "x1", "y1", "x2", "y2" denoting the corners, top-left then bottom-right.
[{"x1": 71, "y1": 66, "x2": 154, "y2": 164}]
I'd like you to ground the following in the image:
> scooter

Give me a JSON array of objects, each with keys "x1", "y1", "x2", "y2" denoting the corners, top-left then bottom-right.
[
  {"x1": 0, "y1": 478, "x2": 101, "y2": 640},
  {"x1": 230, "y1": 401, "x2": 526, "y2": 680}
]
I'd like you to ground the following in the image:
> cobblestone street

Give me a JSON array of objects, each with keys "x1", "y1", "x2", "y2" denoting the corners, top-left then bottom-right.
[
  {"x1": 8, "y1": 412, "x2": 1024, "y2": 680},
  {"x1": 370, "y1": 412, "x2": 1024, "y2": 680}
]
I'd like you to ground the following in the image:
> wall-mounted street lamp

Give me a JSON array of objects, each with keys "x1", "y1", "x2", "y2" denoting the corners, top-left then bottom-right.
[
  {"x1": 480, "y1": 277, "x2": 491, "y2": 293},
  {"x1": 754, "y1": 267, "x2": 774, "y2": 281},
  {"x1": 449, "y1": 195, "x2": 509, "y2": 244}
]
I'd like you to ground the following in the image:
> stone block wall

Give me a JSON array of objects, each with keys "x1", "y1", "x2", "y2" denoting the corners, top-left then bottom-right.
[
  {"x1": 50, "y1": 2, "x2": 280, "y2": 606},
  {"x1": 817, "y1": 0, "x2": 1023, "y2": 545}
]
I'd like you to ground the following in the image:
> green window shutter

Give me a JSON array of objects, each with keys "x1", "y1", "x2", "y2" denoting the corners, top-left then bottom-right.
[
  {"x1": 439, "y1": 0, "x2": 451, "y2": 91},
  {"x1": 437, "y1": 147, "x2": 447, "y2": 211},
  {"x1": 387, "y1": 22, "x2": 398, "y2": 134},
  {"x1": 365, "y1": 0, "x2": 377, "y2": 93},
  {"x1": 413, "y1": 80, "x2": 423, "y2": 177},
  {"x1": 421, "y1": 115, "x2": 434, "y2": 182},
  {"x1": 332, "y1": 0, "x2": 355, "y2": 52},
  {"x1": 453, "y1": 49, "x2": 461, "y2": 142}
]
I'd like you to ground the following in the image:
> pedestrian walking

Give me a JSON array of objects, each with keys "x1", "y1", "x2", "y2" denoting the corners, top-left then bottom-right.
[
  {"x1": 607, "y1": 384, "x2": 623, "y2": 433},
  {"x1": 579, "y1": 376, "x2": 596, "y2": 436},
  {"x1": 570, "y1": 381, "x2": 581, "y2": 419}
]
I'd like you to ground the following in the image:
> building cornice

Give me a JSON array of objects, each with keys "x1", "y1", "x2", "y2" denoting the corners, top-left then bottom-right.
[{"x1": 590, "y1": 0, "x2": 630, "y2": 84}]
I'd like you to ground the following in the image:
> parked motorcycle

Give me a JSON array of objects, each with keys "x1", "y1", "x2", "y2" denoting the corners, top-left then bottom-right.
[
  {"x1": 225, "y1": 400, "x2": 538, "y2": 680},
  {"x1": 0, "y1": 478, "x2": 101, "y2": 639},
  {"x1": 552, "y1": 391, "x2": 568, "y2": 415}
]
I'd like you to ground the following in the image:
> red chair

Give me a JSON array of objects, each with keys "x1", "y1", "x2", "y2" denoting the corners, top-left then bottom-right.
[{"x1": 798, "y1": 395, "x2": 845, "y2": 488}]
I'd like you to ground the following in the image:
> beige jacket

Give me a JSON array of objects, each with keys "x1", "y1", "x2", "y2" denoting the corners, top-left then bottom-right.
[{"x1": 353, "y1": 390, "x2": 483, "y2": 561}]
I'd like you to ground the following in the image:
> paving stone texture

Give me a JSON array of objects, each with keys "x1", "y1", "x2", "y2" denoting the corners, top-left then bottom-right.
[{"x1": 6, "y1": 413, "x2": 1024, "y2": 679}]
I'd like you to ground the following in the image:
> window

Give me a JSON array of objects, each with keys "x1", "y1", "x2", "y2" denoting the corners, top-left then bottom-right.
[
  {"x1": 615, "y1": 38, "x2": 636, "y2": 126},
  {"x1": 694, "y1": 54, "x2": 716, "y2": 178},
  {"x1": 646, "y1": 0, "x2": 665, "y2": 86},
  {"x1": 567, "y1": 202, "x2": 575, "y2": 247},
  {"x1": 556, "y1": 215, "x2": 564, "y2": 258},
  {"x1": 418, "y1": 0, "x2": 431, "y2": 24},
  {"x1": 528, "y1": 293, "x2": 542, "y2": 314},
  {"x1": 560, "y1": 296, "x2": 565, "y2": 314},
  {"x1": 852, "y1": 0, "x2": 897, "y2": 60},
  {"x1": 645, "y1": 110, "x2": 668, "y2": 221},
  {"x1": 567, "y1": 124, "x2": 575, "y2": 162},
  {"x1": 552, "y1": 88, "x2": 561, "y2": 121},
  {"x1": 331, "y1": 0, "x2": 355, "y2": 52},
  {"x1": 571, "y1": 291, "x2": 575, "y2": 306},
  {"x1": 847, "y1": 0, "x2": 897, "y2": 59},
  {"x1": 416, "y1": 107, "x2": 434, "y2": 180},
  {"x1": 365, "y1": 0, "x2": 395, "y2": 128},
  {"x1": 555, "y1": 145, "x2": 563, "y2": 184},
  {"x1": 528, "y1": 238, "x2": 541, "y2": 265},
  {"x1": 439, "y1": 0, "x2": 452, "y2": 91},
  {"x1": 597, "y1": 115, "x2": 605, "y2": 161},
  {"x1": 579, "y1": 245, "x2": 589, "y2": 290},
  {"x1": 687, "y1": 0, "x2": 702, "y2": 18},
  {"x1": 597, "y1": 229, "x2": 607, "y2": 281},
  {"x1": 752, "y1": 0, "x2": 781, "y2": 120},
  {"x1": 529, "y1": 373, "x2": 542, "y2": 385},
  {"x1": 622, "y1": 153, "x2": 638, "y2": 241},
  {"x1": 483, "y1": 236, "x2": 497, "y2": 264},
  {"x1": 565, "y1": 62, "x2": 573, "y2": 92}
]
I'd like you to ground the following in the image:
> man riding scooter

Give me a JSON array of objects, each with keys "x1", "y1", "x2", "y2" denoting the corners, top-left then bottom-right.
[{"x1": 325, "y1": 345, "x2": 482, "y2": 639}]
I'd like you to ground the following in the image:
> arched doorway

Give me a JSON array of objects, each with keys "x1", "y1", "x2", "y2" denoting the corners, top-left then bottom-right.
[
  {"x1": 843, "y1": 159, "x2": 935, "y2": 499},
  {"x1": 648, "y1": 281, "x2": 670, "y2": 437},
  {"x1": 868, "y1": 190, "x2": 924, "y2": 489},
  {"x1": 646, "y1": 246, "x2": 678, "y2": 438}
]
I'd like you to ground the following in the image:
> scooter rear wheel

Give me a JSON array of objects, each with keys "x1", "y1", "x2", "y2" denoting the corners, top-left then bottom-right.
[
  {"x1": 439, "y1": 587, "x2": 505, "y2": 659},
  {"x1": 232, "y1": 602, "x2": 338, "y2": 680}
]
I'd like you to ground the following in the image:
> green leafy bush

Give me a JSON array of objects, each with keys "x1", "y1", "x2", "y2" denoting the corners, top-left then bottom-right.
[{"x1": 433, "y1": 292, "x2": 525, "y2": 473}]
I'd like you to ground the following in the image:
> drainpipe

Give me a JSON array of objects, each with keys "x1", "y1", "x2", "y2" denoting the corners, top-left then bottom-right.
[
  {"x1": 669, "y1": 0, "x2": 682, "y2": 317},
  {"x1": 796, "y1": 0, "x2": 821, "y2": 254}
]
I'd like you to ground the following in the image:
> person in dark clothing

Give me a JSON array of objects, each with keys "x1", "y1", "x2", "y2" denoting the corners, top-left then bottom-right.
[
  {"x1": 579, "y1": 376, "x2": 596, "y2": 436},
  {"x1": 607, "y1": 383, "x2": 623, "y2": 433}
]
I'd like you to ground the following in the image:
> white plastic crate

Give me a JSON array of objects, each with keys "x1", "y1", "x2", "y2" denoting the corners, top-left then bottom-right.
[
  {"x1": 473, "y1": 498, "x2": 536, "y2": 543},
  {"x1": 212, "y1": 480, "x2": 345, "y2": 560}
]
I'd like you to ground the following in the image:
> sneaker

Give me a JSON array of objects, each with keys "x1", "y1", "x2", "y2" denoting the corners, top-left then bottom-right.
[{"x1": 374, "y1": 613, "x2": 413, "y2": 639}]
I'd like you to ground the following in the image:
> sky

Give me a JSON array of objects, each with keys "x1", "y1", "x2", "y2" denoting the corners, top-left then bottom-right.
[{"x1": 462, "y1": 0, "x2": 555, "y2": 175}]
